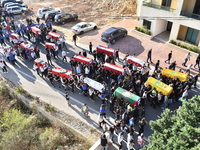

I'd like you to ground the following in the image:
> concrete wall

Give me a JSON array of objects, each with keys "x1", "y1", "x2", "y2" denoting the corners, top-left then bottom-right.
[
  {"x1": 152, "y1": 19, "x2": 168, "y2": 36},
  {"x1": 181, "y1": 0, "x2": 196, "y2": 14}
]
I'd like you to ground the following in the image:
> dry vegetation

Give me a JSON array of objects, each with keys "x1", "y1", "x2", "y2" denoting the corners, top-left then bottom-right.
[{"x1": 25, "y1": 0, "x2": 137, "y2": 27}]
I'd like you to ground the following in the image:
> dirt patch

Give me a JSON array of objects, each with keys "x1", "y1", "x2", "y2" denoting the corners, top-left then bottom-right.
[{"x1": 25, "y1": 0, "x2": 137, "y2": 27}]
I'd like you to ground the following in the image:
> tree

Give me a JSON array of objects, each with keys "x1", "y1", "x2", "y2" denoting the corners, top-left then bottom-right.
[{"x1": 143, "y1": 96, "x2": 200, "y2": 150}]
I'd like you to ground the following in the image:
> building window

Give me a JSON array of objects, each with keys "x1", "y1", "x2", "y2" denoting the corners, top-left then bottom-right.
[
  {"x1": 185, "y1": 27, "x2": 199, "y2": 44},
  {"x1": 143, "y1": 19, "x2": 151, "y2": 30}
]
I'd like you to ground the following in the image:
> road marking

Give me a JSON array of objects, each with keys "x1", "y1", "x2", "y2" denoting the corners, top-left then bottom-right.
[{"x1": 14, "y1": 68, "x2": 99, "y2": 114}]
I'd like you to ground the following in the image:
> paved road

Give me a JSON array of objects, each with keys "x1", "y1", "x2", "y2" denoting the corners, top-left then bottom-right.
[{"x1": 0, "y1": 17, "x2": 199, "y2": 150}]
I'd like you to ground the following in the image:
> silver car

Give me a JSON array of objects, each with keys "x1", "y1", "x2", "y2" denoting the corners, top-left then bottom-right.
[
  {"x1": 71, "y1": 22, "x2": 97, "y2": 34},
  {"x1": 6, "y1": 6, "x2": 23, "y2": 14}
]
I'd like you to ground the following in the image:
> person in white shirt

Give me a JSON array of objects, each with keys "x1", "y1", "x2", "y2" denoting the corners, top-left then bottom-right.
[
  {"x1": 57, "y1": 39, "x2": 62, "y2": 50},
  {"x1": 182, "y1": 52, "x2": 191, "y2": 66},
  {"x1": 186, "y1": 64, "x2": 193, "y2": 74},
  {"x1": 61, "y1": 50, "x2": 67, "y2": 62},
  {"x1": 127, "y1": 139, "x2": 135, "y2": 150},
  {"x1": 127, "y1": 132, "x2": 134, "y2": 143},
  {"x1": 118, "y1": 132, "x2": 124, "y2": 150},
  {"x1": 76, "y1": 64, "x2": 81, "y2": 74},
  {"x1": 31, "y1": 51, "x2": 36, "y2": 62},
  {"x1": 85, "y1": 66, "x2": 90, "y2": 76},
  {"x1": 12, "y1": 38, "x2": 18, "y2": 44},
  {"x1": 46, "y1": 35, "x2": 50, "y2": 42}
]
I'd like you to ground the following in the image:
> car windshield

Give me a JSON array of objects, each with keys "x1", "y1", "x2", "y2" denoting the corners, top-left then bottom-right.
[{"x1": 74, "y1": 24, "x2": 81, "y2": 28}]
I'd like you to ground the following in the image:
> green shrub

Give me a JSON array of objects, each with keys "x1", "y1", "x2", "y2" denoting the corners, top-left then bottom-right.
[
  {"x1": 169, "y1": 39, "x2": 200, "y2": 54},
  {"x1": 135, "y1": 26, "x2": 151, "y2": 36},
  {"x1": 44, "y1": 103, "x2": 55, "y2": 112},
  {"x1": 0, "y1": 85, "x2": 11, "y2": 99}
]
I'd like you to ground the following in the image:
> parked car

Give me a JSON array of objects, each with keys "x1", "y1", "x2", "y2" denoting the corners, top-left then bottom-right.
[
  {"x1": 71, "y1": 22, "x2": 97, "y2": 34},
  {"x1": 6, "y1": 4, "x2": 28, "y2": 11},
  {"x1": 6, "y1": 6, "x2": 23, "y2": 14},
  {"x1": 4, "y1": 2, "x2": 16, "y2": 8},
  {"x1": 54, "y1": 13, "x2": 78, "y2": 24},
  {"x1": 101, "y1": 27, "x2": 127, "y2": 44},
  {"x1": 37, "y1": 7, "x2": 61, "y2": 19},
  {"x1": 44, "y1": 11, "x2": 61, "y2": 21},
  {"x1": 1, "y1": 0, "x2": 22, "y2": 7}
]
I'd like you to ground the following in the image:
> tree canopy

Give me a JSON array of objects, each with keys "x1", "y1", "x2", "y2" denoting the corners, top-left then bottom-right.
[{"x1": 144, "y1": 96, "x2": 200, "y2": 150}]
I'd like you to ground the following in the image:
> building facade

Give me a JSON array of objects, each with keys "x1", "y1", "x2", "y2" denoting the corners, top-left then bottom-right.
[{"x1": 138, "y1": 0, "x2": 200, "y2": 47}]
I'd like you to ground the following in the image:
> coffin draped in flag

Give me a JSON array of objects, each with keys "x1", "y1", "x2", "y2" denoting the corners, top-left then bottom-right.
[
  {"x1": 20, "y1": 42, "x2": 34, "y2": 51},
  {"x1": 96, "y1": 45, "x2": 115, "y2": 56},
  {"x1": 34, "y1": 58, "x2": 46, "y2": 68},
  {"x1": 51, "y1": 67, "x2": 73, "y2": 78},
  {"x1": 10, "y1": 33, "x2": 20, "y2": 40},
  {"x1": 104, "y1": 62, "x2": 124, "y2": 75},
  {"x1": 83, "y1": 77, "x2": 105, "y2": 93},
  {"x1": 145, "y1": 77, "x2": 173, "y2": 96},
  {"x1": 127, "y1": 56, "x2": 145, "y2": 67},
  {"x1": 31, "y1": 26, "x2": 41, "y2": 35},
  {"x1": 161, "y1": 68, "x2": 188, "y2": 82},
  {"x1": 72, "y1": 54, "x2": 93, "y2": 64},
  {"x1": 114, "y1": 87, "x2": 140, "y2": 105},
  {"x1": 44, "y1": 42, "x2": 56, "y2": 49},
  {"x1": 48, "y1": 32, "x2": 61, "y2": 40}
]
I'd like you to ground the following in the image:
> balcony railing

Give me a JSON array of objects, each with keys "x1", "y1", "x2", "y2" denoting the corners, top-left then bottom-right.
[
  {"x1": 142, "y1": 1, "x2": 176, "y2": 12},
  {"x1": 181, "y1": 12, "x2": 200, "y2": 20}
]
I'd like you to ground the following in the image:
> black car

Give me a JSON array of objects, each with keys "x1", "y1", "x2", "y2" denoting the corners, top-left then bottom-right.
[
  {"x1": 45, "y1": 12, "x2": 61, "y2": 22},
  {"x1": 54, "y1": 13, "x2": 78, "y2": 24},
  {"x1": 101, "y1": 27, "x2": 127, "y2": 44}
]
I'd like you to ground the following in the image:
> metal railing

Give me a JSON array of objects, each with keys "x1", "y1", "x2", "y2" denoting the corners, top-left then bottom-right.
[
  {"x1": 142, "y1": 1, "x2": 176, "y2": 12},
  {"x1": 181, "y1": 12, "x2": 200, "y2": 20}
]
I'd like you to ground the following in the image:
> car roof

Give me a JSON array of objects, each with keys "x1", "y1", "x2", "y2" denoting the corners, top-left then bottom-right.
[
  {"x1": 104, "y1": 27, "x2": 121, "y2": 34},
  {"x1": 76, "y1": 22, "x2": 88, "y2": 26}
]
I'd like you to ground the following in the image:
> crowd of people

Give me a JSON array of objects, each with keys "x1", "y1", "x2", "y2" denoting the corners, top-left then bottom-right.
[{"x1": 0, "y1": 7, "x2": 199, "y2": 150}]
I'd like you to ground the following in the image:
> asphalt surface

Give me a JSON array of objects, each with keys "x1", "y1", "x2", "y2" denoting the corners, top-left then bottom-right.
[{"x1": 0, "y1": 15, "x2": 199, "y2": 150}]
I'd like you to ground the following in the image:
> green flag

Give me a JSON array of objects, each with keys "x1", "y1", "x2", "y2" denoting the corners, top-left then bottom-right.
[{"x1": 113, "y1": 87, "x2": 140, "y2": 104}]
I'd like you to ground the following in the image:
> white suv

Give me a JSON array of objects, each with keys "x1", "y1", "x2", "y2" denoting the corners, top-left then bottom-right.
[{"x1": 37, "y1": 7, "x2": 61, "y2": 19}]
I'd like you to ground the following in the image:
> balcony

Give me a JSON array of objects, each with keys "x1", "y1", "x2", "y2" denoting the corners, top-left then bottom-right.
[
  {"x1": 181, "y1": 12, "x2": 200, "y2": 20},
  {"x1": 142, "y1": 1, "x2": 176, "y2": 12}
]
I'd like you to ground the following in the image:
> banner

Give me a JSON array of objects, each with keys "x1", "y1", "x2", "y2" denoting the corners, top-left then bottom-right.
[{"x1": 113, "y1": 87, "x2": 140, "y2": 105}]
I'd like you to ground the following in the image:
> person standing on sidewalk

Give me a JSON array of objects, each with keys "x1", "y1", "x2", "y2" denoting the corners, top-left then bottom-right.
[
  {"x1": 147, "y1": 49, "x2": 153, "y2": 63},
  {"x1": 65, "y1": 92, "x2": 70, "y2": 105},
  {"x1": 165, "y1": 51, "x2": 172, "y2": 64},
  {"x1": 89, "y1": 42, "x2": 92, "y2": 54},
  {"x1": 182, "y1": 52, "x2": 191, "y2": 67},
  {"x1": 73, "y1": 34, "x2": 77, "y2": 45},
  {"x1": 100, "y1": 133, "x2": 109, "y2": 150}
]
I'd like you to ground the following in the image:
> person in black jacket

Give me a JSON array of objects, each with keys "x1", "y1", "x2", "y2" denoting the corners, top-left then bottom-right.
[{"x1": 100, "y1": 133, "x2": 108, "y2": 150}]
